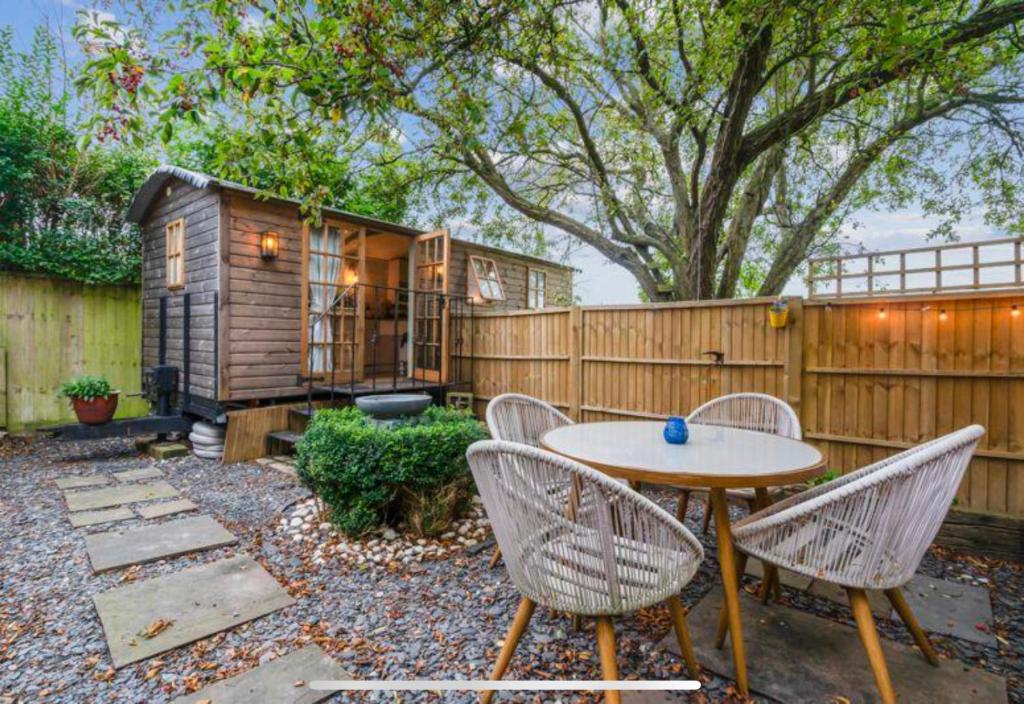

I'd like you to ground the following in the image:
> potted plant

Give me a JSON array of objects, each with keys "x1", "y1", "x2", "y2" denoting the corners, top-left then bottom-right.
[
  {"x1": 768, "y1": 298, "x2": 790, "y2": 328},
  {"x1": 59, "y1": 375, "x2": 119, "y2": 425}
]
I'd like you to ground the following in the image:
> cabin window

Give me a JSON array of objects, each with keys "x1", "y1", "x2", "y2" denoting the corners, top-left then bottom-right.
[
  {"x1": 165, "y1": 218, "x2": 185, "y2": 289},
  {"x1": 527, "y1": 268, "x2": 546, "y2": 308},
  {"x1": 469, "y1": 256, "x2": 505, "y2": 301}
]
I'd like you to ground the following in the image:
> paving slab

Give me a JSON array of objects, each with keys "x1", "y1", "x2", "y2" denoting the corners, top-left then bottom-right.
[
  {"x1": 743, "y1": 560, "x2": 889, "y2": 616},
  {"x1": 113, "y1": 467, "x2": 165, "y2": 483},
  {"x1": 136, "y1": 498, "x2": 198, "y2": 519},
  {"x1": 148, "y1": 442, "x2": 190, "y2": 460},
  {"x1": 68, "y1": 507, "x2": 136, "y2": 528},
  {"x1": 94, "y1": 555, "x2": 295, "y2": 668},
  {"x1": 65, "y1": 480, "x2": 179, "y2": 511},
  {"x1": 54, "y1": 475, "x2": 111, "y2": 490},
  {"x1": 170, "y1": 646, "x2": 349, "y2": 704},
  {"x1": 901, "y1": 573, "x2": 995, "y2": 646},
  {"x1": 659, "y1": 587, "x2": 1005, "y2": 704},
  {"x1": 85, "y1": 515, "x2": 237, "y2": 573}
]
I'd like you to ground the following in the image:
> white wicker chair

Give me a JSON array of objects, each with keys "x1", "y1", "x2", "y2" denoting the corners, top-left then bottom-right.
[
  {"x1": 679, "y1": 392, "x2": 801, "y2": 531},
  {"x1": 467, "y1": 440, "x2": 704, "y2": 704},
  {"x1": 725, "y1": 425, "x2": 984, "y2": 704},
  {"x1": 484, "y1": 393, "x2": 574, "y2": 568}
]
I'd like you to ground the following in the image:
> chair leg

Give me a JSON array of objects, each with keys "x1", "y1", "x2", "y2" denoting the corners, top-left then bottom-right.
[
  {"x1": 885, "y1": 587, "x2": 940, "y2": 666},
  {"x1": 848, "y1": 588, "x2": 897, "y2": 704},
  {"x1": 715, "y1": 551, "x2": 748, "y2": 649},
  {"x1": 676, "y1": 490, "x2": 691, "y2": 522},
  {"x1": 595, "y1": 616, "x2": 621, "y2": 704},
  {"x1": 701, "y1": 500, "x2": 713, "y2": 534},
  {"x1": 481, "y1": 597, "x2": 535, "y2": 704},
  {"x1": 667, "y1": 596, "x2": 699, "y2": 678},
  {"x1": 488, "y1": 546, "x2": 503, "y2": 569}
]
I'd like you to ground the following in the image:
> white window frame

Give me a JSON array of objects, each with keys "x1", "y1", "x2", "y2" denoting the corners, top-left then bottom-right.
[
  {"x1": 469, "y1": 255, "x2": 506, "y2": 302},
  {"x1": 165, "y1": 218, "x2": 185, "y2": 290},
  {"x1": 527, "y1": 267, "x2": 547, "y2": 309}
]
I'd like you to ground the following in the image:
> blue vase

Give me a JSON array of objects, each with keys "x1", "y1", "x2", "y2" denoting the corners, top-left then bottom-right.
[{"x1": 664, "y1": 416, "x2": 689, "y2": 445}]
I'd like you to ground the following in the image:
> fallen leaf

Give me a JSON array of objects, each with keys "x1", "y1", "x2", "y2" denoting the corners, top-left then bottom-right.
[
  {"x1": 293, "y1": 679, "x2": 306, "y2": 687},
  {"x1": 139, "y1": 618, "x2": 174, "y2": 639},
  {"x1": 94, "y1": 667, "x2": 115, "y2": 682}
]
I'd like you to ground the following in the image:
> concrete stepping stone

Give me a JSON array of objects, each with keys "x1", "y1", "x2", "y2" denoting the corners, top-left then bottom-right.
[
  {"x1": 901, "y1": 574, "x2": 995, "y2": 647},
  {"x1": 64, "y1": 480, "x2": 179, "y2": 512},
  {"x1": 113, "y1": 467, "x2": 165, "y2": 483},
  {"x1": 170, "y1": 646, "x2": 349, "y2": 704},
  {"x1": 744, "y1": 561, "x2": 890, "y2": 616},
  {"x1": 136, "y1": 498, "x2": 198, "y2": 519},
  {"x1": 94, "y1": 554, "x2": 295, "y2": 668},
  {"x1": 86, "y1": 514, "x2": 237, "y2": 573},
  {"x1": 69, "y1": 507, "x2": 135, "y2": 528},
  {"x1": 54, "y1": 475, "x2": 111, "y2": 490},
  {"x1": 659, "y1": 587, "x2": 1005, "y2": 704}
]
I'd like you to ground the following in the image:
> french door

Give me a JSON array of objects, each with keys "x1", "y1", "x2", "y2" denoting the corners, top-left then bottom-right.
[
  {"x1": 302, "y1": 221, "x2": 365, "y2": 383},
  {"x1": 412, "y1": 229, "x2": 449, "y2": 383}
]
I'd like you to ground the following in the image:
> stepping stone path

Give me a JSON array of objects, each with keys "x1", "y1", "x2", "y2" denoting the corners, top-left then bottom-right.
[
  {"x1": 54, "y1": 475, "x2": 111, "y2": 490},
  {"x1": 136, "y1": 498, "x2": 198, "y2": 519},
  {"x1": 69, "y1": 507, "x2": 135, "y2": 528},
  {"x1": 64, "y1": 480, "x2": 179, "y2": 511},
  {"x1": 55, "y1": 466, "x2": 344, "y2": 688},
  {"x1": 659, "y1": 587, "x2": 1006, "y2": 704},
  {"x1": 170, "y1": 645, "x2": 350, "y2": 704},
  {"x1": 86, "y1": 514, "x2": 238, "y2": 573},
  {"x1": 113, "y1": 467, "x2": 165, "y2": 482},
  {"x1": 94, "y1": 555, "x2": 296, "y2": 668}
]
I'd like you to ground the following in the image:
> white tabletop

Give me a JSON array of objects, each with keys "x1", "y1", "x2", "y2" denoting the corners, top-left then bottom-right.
[{"x1": 540, "y1": 421, "x2": 825, "y2": 488}]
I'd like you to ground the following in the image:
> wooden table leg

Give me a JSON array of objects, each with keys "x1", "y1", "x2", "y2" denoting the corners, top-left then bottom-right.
[{"x1": 710, "y1": 487, "x2": 749, "y2": 696}]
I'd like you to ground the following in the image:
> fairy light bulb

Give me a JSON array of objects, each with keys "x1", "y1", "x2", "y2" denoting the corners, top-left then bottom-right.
[
  {"x1": 939, "y1": 309, "x2": 948, "y2": 322},
  {"x1": 1013, "y1": 305, "x2": 1021, "y2": 318},
  {"x1": 878, "y1": 307, "x2": 886, "y2": 319}
]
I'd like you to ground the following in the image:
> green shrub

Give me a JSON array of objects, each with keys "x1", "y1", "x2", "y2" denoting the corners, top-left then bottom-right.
[
  {"x1": 808, "y1": 469, "x2": 841, "y2": 486},
  {"x1": 295, "y1": 405, "x2": 488, "y2": 537},
  {"x1": 58, "y1": 374, "x2": 113, "y2": 402}
]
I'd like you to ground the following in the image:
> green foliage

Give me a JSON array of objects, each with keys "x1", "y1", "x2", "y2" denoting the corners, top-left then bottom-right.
[
  {"x1": 0, "y1": 25, "x2": 152, "y2": 284},
  {"x1": 295, "y1": 406, "x2": 488, "y2": 537},
  {"x1": 808, "y1": 469, "x2": 841, "y2": 487},
  {"x1": 58, "y1": 374, "x2": 113, "y2": 402},
  {"x1": 70, "y1": 1, "x2": 1024, "y2": 300}
]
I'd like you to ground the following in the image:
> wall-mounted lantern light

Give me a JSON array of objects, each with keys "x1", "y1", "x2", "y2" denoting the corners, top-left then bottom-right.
[
  {"x1": 878, "y1": 307, "x2": 887, "y2": 319},
  {"x1": 260, "y1": 230, "x2": 280, "y2": 260},
  {"x1": 1013, "y1": 304, "x2": 1021, "y2": 318},
  {"x1": 939, "y1": 308, "x2": 948, "y2": 322}
]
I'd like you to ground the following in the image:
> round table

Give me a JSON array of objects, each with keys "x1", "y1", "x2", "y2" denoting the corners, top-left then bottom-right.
[{"x1": 540, "y1": 421, "x2": 825, "y2": 696}]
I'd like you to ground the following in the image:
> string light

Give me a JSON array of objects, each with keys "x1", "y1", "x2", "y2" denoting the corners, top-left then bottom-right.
[
  {"x1": 939, "y1": 308, "x2": 948, "y2": 321},
  {"x1": 878, "y1": 307, "x2": 887, "y2": 319},
  {"x1": 1013, "y1": 305, "x2": 1021, "y2": 318}
]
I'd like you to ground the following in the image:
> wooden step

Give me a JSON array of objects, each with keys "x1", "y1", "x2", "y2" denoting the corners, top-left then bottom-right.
[{"x1": 266, "y1": 430, "x2": 303, "y2": 447}]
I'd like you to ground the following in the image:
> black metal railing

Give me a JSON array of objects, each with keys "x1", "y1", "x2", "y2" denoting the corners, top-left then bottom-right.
[{"x1": 302, "y1": 282, "x2": 476, "y2": 415}]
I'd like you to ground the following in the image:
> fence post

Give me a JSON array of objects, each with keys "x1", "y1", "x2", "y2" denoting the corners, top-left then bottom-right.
[
  {"x1": 783, "y1": 297, "x2": 804, "y2": 417},
  {"x1": 568, "y1": 306, "x2": 583, "y2": 421}
]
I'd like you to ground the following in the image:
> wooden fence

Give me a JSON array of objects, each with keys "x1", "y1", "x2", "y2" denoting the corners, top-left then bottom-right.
[
  {"x1": 0, "y1": 273, "x2": 148, "y2": 430},
  {"x1": 460, "y1": 291, "x2": 1024, "y2": 521}
]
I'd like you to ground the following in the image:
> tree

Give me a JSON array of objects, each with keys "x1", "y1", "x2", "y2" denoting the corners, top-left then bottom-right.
[
  {"x1": 0, "y1": 25, "x2": 152, "y2": 284},
  {"x1": 74, "y1": 1, "x2": 1024, "y2": 299}
]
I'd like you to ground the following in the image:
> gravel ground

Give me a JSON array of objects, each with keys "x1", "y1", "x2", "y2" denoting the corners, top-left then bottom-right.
[{"x1": 0, "y1": 435, "x2": 1020, "y2": 703}]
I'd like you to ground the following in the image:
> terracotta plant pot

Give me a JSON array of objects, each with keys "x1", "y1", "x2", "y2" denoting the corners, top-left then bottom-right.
[{"x1": 71, "y1": 393, "x2": 119, "y2": 425}]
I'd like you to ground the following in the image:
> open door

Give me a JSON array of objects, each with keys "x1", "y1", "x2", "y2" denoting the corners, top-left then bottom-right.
[
  {"x1": 302, "y1": 221, "x2": 365, "y2": 385},
  {"x1": 412, "y1": 229, "x2": 449, "y2": 383}
]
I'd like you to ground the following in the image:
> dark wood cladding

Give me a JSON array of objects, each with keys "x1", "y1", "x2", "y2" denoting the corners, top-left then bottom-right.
[
  {"x1": 140, "y1": 178, "x2": 219, "y2": 401},
  {"x1": 222, "y1": 193, "x2": 306, "y2": 401},
  {"x1": 139, "y1": 177, "x2": 576, "y2": 409},
  {"x1": 450, "y1": 240, "x2": 573, "y2": 312}
]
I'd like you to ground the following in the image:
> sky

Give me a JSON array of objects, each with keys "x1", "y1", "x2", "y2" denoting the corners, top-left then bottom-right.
[{"x1": 7, "y1": 0, "x2": 1011, "y2": 305}]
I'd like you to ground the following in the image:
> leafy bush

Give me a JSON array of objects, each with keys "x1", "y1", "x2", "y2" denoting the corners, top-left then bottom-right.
[
  {"x1": 808, "y1": 469, "x2": 841, "y2": 486},
  {"x1": 59, "y1": 374, "x2": 113, "y2": 402},
  {"x1": 295, "y1": 406, "x2": 488, "y2": 537}
]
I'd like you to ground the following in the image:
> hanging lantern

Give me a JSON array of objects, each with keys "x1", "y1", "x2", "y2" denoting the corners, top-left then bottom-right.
[{"x1": 260, "y1": 230, "x2": 280, "y2": 260}]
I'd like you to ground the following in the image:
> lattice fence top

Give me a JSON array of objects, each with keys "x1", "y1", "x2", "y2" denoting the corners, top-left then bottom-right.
[{"x1": 807, "y1": 236, "x2": 1024, "y2": 298}]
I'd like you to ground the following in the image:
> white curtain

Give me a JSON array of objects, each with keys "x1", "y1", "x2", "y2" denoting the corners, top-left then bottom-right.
[{"x1": 309, "y1": 227, "x2": 342, "y2": 373}]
